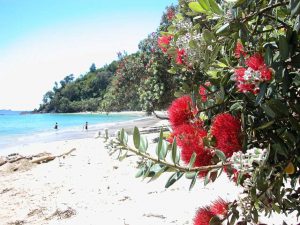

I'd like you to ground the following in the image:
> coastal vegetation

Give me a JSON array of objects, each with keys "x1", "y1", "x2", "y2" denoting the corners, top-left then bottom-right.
[
  {"x1": 103, "y1": 0, "x2": 300, "y2": 224},
  {"x1": 38, "y1": 5, "x2": 186, "y2": 114}
]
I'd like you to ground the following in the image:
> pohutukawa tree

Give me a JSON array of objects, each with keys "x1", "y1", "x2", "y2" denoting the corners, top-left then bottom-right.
[{"x1": 105, "y1": 0, "x2": 300, "y2": 224}]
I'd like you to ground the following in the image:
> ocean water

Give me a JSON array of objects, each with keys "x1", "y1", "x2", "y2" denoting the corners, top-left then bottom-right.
[{"x1": 0, "y1": 112, "x2": 142, "y2": 150}]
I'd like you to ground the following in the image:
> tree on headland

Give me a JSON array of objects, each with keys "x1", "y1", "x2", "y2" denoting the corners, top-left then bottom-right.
[{"x1": 90, "y1": 63, "x2": 96, "y2": 73}]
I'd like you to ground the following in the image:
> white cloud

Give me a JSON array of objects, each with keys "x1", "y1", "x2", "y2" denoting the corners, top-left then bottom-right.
[{"x1": 0, "y1": 17, "x2": 157, "y2": 110}]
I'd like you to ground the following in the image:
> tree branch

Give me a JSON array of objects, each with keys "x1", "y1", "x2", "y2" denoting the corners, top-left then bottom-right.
[
  {"x1": 114, "y1": 140, "x2": 231, "y2": 173},
  {"x1": 242, "y1": 1, "x2": 289, "y2": 23},
  {"x1": 262, "y1": 13, "x2": 289, "y2": 28}
]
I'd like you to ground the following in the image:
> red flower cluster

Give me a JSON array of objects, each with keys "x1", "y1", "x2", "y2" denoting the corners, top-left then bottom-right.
[
  {"x1": 168, "y1": 95, "x2": 195, "y2": 128},
  {"x1": 168, "y1": 96, "x2": 242, "y2": 177},
  {"x1": 168, "y1": 96, "x2": 213, "y2": 177},
  {"x1": 176, "y1": 48, "x2": 187, "y2": 65},
  {"x1": 234, "y1": 43, "x2": 272, "y2": 94},
  {"x1": 199, "y1": 82, "x2": 211, "y2": 103},
  {"x1": 194, "y1": 207, "x2": 214, "y2": 225},
  {"x1": 194, "y1": 198, "x2": 229, "y2": 225},
  {"x1": 234, "y1": 41, "x2": 247, "y2": 59},
  {"x1": 167, "y1": 8, "x2": 175, "y2": 21},
  {"x1": 210, "y1": 113, "x2": 242, "y2": 157},
  {"x1": 158, "y1": 35, "x2": 173, "y2": 53},
  {"x1": 174, "y1": 124, "x2": 213, "y2": 177}
]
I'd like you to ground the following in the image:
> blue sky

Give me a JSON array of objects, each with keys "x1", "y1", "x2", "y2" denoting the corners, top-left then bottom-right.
[{"x1": 0, "y1": 0, "x2": 176, "y2": 110}]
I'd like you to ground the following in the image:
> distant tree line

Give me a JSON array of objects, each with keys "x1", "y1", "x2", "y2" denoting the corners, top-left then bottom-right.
[{"x1": 38, "y1": 5, "x2": 189, "y2": 113}]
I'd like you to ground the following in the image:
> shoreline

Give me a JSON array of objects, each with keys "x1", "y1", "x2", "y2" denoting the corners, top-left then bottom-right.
[
  {"x1": 0, "y1": 115, "x2": 161, "y2": 156},
  {"x1": 0, "y1": 112, "x2": 161, "y2": 153}
]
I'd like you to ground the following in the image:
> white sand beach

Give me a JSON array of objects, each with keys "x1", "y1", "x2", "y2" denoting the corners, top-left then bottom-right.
[{"x1": 0, "y1": 116, "x2": 297, "y2": 225}]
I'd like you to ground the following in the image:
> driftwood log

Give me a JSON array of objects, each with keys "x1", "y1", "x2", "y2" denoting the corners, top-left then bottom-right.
[
  {"x1": 0, "y1": 148, "x2": 76, "y2": 166},
  {"x1": 31, "y1": 148, "x2": 76, "y2": 164}
]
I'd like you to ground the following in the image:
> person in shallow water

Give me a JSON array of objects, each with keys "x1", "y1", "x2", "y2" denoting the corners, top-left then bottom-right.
[
  {"x1": 85, "y1": 122, "x2": 88, "y2": 131},
  {"x1": 54, "y1": 122, "x2": 58, "y2": 130}
]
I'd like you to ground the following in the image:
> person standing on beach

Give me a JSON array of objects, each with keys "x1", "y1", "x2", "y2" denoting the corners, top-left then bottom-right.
[
  {"x1": 85, "y1": 122, "x2": 88, "y2": 131},
  {"x1": 54, "y1": 122, "x2": 58, "y2": 130}
]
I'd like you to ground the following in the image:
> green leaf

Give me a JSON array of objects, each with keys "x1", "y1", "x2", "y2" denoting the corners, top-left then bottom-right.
[
  {"x1": 229, "y1": 213, "x2": 237, "y2": 225},
  {"x1": 209, "y1": 216, "x2": 222, "y2": 225},
  {"x1": 185, "y1": 171, "x2": 197, "y2": 179},
  {"x1": 233, "y1": 0, "x2": 246, "y2": 7},
  {"x1": 165, "y1": 172, "x2": 184, "y2": 188},
  {"x1": 252, "y1": 208, "x2": 259, "y2": 223},
  {"x1": 230, "y1": 102, "x2": 243, "y2": 112},
  {"x1": 188, "y1": 2, "x2": 206, "y2": 14},
  {"x1": 289, "y1": 117, "x2": 300, "y2": 131},
  {"x1": 198, "y1": 0, "x2": 210, "y2": 10},
  {"x1": 216, "y1": 23, "x2": 230, "y2": 34},
  {"x1": 207, "y1": 0, "x2": 223, "y2": 15},
  {"x1": 148, "y1": 165, "x2": 168, "y2": 183},
  {"x1": 294, "y1": 15, "x2": 300, "y2": 32},
  {"x1": 290, "y1": 0, "x2": 300, "y2": 17},
  {"x1": 143, "y1": 161, "x2": 154, "y2": 179},
  {"x1": 267, "y1": 99, "x2": 289, "y2": 117},
  {"x1": 156, "y1": 129, "x2": 163, "y2": 159},
  {"x1": 282, "y1": 68, "x2": 291, "y2": 96},
  {"x1": 215, "y1": 150, "x2": 226, "y2": 162},
  {"x1": 204, "y1": 171, "x2": 211, "y2": 185},
  {"x1": 278, "y1": 35, "x2": 289, "y2": 61},
  {"x1": 202, "y1": 29, "x2": 215, "y2": 44},
  {"x1": 118, "y1": 150, "x2": 128, "y2": 161},
  {"x1": 133, "y1": 126, "x2": 140, "y2": 149},
  {"x1": 189, "y1": 40, "x2": 198, "y2": 49},
  {"x1": 171, "y1": 138, "x2": 180, "y2": 164},
  {"x1": 135, "y1": 165, "x2": 145, "y2": 178},
  {"x1": 272, "y1": 143, "x2": 288, "y2": 158},
  {"x1": 120, "y1": 128, "x2": 125, "y2": 143},
  {"x1": 167, "y1": 68, "x2": 177, "y2": 74},
  {"x1": 139, "y1": 136, "x2": 148, "y2": 153},
  {"x1": 188, "y1": 152, "x2": 197, "y2": 169},
  {"x1": 292, "y1": 54, "x2": 300, "y2": 69},
  {"x1": 264, "y1": 45, "x2": 273, "y2": 66},
  {"x1": 255, "y1": 82, "x2": 267, "y2": 106},
  {"x1": 189, "y1": 171, "x2": 199, "y2": 191},
  {"x1": 174, "y1": 91, "x2": 185, "y2": 97},
  {"x1": 160, "y1": 140, "x2": 169, "y2": 160},
  {"x1": 119, "y1": 128, "x2": 128, "y2": 145},
  {"x1": 255, "y1": 120, "x2": 275, "y2": 130},
  {"x1": 261, "y1": 103, "x2": 276, "y2": 118}
]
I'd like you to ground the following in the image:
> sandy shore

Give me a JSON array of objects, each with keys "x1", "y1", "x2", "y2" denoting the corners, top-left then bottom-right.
[{"x1": 0, "y1": 117, "x2": 297, "y2": 225}]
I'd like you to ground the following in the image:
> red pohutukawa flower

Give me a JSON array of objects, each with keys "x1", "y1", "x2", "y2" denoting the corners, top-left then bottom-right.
[
  {"x1": 174, "y1": 124, "x2": 213, "y2": 177},
  {"x1": 193, "y1": 207, "x2": 215, "y2": 225},
  {"x1": 176, "y1": 48, "x2": 187, "y2": 65},
  {"x1": 168, "y1": 95, "x2": 195, "y2": 128},
  {"x1": 167, "y1": 8, "x2": 175, "y2": 21},
  {"x1": 210, "y1": 113, "x2": 241, "y2": 157},
  {"x1": 234, "y1": 41, "x2": 247, "y2": 59},
  {"x1": 158, "y1": 35, "x2": 173, "y2": 53},
  {"x1": 210, "y1": 198, "x2": 229, "y2": 216},
  {"x1": 234, "y1": 53, "x2": 272, "y2": 94},
  {"x1": 199, "y1": 81, "x2": 211, "y2": 103}
]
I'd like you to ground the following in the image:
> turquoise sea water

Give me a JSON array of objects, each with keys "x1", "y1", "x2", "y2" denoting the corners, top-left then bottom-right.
[{"x1": 0, "y1": 112, "x2": 141, "y2": 150}]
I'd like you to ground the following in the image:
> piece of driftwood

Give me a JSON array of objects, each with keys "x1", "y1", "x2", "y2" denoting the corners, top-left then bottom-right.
[
  {"x1": 0, "y1": 148, "x2": 77, "y2": 167},
  {"x1": 31, "y1": 155, "x2": 56, "y2": 164},
  {"x1": 31, "y1": 148, "x2": 76, "y2": 164}
]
